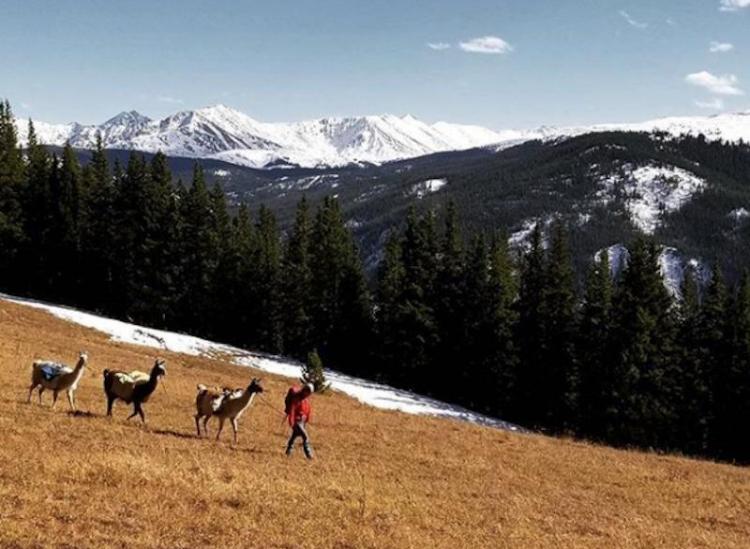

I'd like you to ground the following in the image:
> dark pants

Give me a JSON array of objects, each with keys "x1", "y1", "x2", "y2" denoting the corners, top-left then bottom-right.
[{"x1": 286, "y1": 418, "x2": 313, "y2": 458}]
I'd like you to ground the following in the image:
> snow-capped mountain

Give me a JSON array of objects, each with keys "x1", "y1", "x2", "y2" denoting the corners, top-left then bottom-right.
[
  {"x1": 560, "y1": 110, "x2": 750, "y2": 144},
  {"x1": 15, "y1": 106, "x2": 750, "y2": 170},
  {"x1": 15, "y1": 105, "x2": 509, "y2": 169}
]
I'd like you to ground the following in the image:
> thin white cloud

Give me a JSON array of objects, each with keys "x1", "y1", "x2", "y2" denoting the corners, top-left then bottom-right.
[
  {"x1": 458, "y1": 36, "x2": 513, "y2": 55},
  {"x1": 666, "y1": 17, "x2": 677, "y2": 26},
  {"x1": 720, "y1": 0, "x2": 750, "y2": 12},
  {"x1": 427, "y1": 42, "x2": 451, "y2": 51},
  {"x1": 619, "y1": 10, "x2": 648, "y2": 29},
  {"x1": 685, "y1": 71, "x2": 744, "y2": 96},
  {"x1": 695, "y1": 98, "x2": 725, "y2": 110},
  {"x1": 710, "y1": 41, "x2": 734, "y2": 53},
  {"x1": 19, "y1": 102, "x2": 32, "y2": 111},
  {"x1": 157, "y1": 95, "x2": 184, "y2": 105}
]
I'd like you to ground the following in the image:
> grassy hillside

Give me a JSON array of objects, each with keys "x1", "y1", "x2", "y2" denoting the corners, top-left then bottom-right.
[{"x1": 1, "y1": 299, "x2": 749, "y2": 548}]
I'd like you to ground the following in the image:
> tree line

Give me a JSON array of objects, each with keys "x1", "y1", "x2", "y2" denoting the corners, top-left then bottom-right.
[{"x1": 2, "y1": 101, "x2": 749, "y2": 463}]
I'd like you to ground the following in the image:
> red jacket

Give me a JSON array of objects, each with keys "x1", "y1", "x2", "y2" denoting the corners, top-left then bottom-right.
[{"x1": 285, "y1": 386, "x2": 312, "y2": 426}]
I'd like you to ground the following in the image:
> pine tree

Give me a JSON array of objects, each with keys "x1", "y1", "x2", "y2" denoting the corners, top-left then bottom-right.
[
  {"x1": 483, "y1": 232, "x2": 518, "y2": 416},
  {"x1": 674, "y1": 266, "x2": 710, "y2": 454},
  {"x1": 609, "y1": 238, "x2": 679, "y2": 448},
  {"x1": 20, "y1": 119, "x2": 51, "y2": 296},
  {"x1": 177, "y1": 164, "x2": 222, "y2": 333},
  {"x1": 578, "y1": 250, "x2": 613, "y2": 439},
  {"x1": 255, "y1": 204, "x2": 282, "y2": 352},
  {"x1": 110, "y1": 152, "x2": 148, "y2": 316},
  {"x1": 462, "y1": 235, "x2": 493, "y2": 411},
  {"x1": 375, "y1": 232, "x2": 409, "y2": 384},
  {"x1": 216, "y1": 204, "x2": 257, "y2": 346},
  {"x1": 0, "y1": 100, "x2": 26, "y2": 291},
  {"x1": 46, "y1": 143, "x2": 84, "y2": 301},
  {"x1": 309, "y1": 196, "x2": 372, "y2": 375},
  {"x1": 724, "y1": 272, "x2": 750, "y2": 462},
  {"x1": 540, "y1": 220, "x2": 578, "y2": 431},
  {"x1": 79, "y1": 134, "x2": 114, "y2": 310},
  {"x1": 388, "y1": 207, "x2": 439, "y2": 390},
  {"x1": 700, "y1": 264, "x2": 733, "y2": 457},
  {"x1": 433, "y1": 202, "x2": 467, "y2": 399},
  {"x1": 515, "y1": 222, "x2": 547, "y2": 426},
  {"x1": 301, "y1": 349, "x2": 330, "y2": 393},
  {"x1": 147, "y1": 153, "x2": 184, "y2": 326},
  {"x1": 281, "y1": 197, "x2": 314, "y2": 358}
]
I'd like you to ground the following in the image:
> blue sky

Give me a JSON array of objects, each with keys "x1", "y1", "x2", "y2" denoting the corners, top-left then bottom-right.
[{"x1": 1, "y1": 0, "x2": 748, "y2": 129}]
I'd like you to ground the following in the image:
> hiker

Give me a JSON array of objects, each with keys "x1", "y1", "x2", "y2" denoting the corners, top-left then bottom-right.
[{"x1": 285, "y1": 383, "x2": 314, "y2": 459}]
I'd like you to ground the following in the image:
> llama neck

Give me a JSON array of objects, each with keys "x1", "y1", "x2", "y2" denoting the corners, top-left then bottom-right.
[
  {"x1": 239, "y1": 389, "x2": 257, "y2": 410},
  {"x1": 71, "y1": 360, "x2": 86, "y2": 380},
  {"x1": 143, "y1": 372, "x2": 160, "y2": 396}
]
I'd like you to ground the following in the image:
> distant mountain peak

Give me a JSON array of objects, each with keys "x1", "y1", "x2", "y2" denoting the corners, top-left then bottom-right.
[
  {"x1": 102, "y1": 110, "x2": 151, "y2": 126},
  {"x1": 13, "y1": 107, "x2": 750, "y2": 170}
]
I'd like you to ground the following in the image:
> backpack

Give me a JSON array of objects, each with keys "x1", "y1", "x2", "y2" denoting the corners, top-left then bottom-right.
[{"x1": 284, "y1": 387, "x2": 296, "y2": 416}]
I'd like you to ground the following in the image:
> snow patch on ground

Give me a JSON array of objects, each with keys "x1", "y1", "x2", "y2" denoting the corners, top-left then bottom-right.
[
  {"x1": 594, "y1": 244, "x2": 709, "y2": 298},
  {"x1": 658, "y1": 248, "x2": 710, "y2": 299},
  {"x1": 595, "y1": 244, "x2": 630, "y2": 278},
  {"x1": 595, "y1": 163, "x2": 706, "y2": 234},
  {"x1": 411, "y1": 178, "x2": 447, "y2": 199},
  {"x1": 212, "y1": 169, "x2": 231, "y2": 177},
  {"x1": 729, "y1": 208, "x2": 750, "y2": 222},
  {"x1": 508, "y1": 216, "x2": 557, "y2": 250},
  {"x1": 509, "y1": 219, "x2": 538, "y2": 250},
  {"x1": 0, "y1": 294, "x2": 518, "y2": 431}
]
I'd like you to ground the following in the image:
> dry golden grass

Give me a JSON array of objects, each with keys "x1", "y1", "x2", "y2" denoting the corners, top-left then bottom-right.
[{"x1": 1, "y1": 299, "x2": 749, "y2": 548}]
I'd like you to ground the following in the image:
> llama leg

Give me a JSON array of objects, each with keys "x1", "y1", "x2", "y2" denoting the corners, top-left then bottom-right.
[
  {"x1": 67, "y1": 391, "x2": 75, "y2": 411},
  {"x1": 231, "y1": 418, "x2": 239, "y2": 446},
  {"x1": 106, "y1": 396, "x2": 114, "y2": 416},
  {"x1": 215, "y1": 418, "x2": 225, "y2": 442},
  {"x1": 137, "y1": 404, "x2": 146, "y2": 425},
  {"x1": 38, "y1": 387, "x2": 44, "y2": 405},
  {"x1": 51, "y1": 390, "x2": 60, "y2": 409},
  {"x1": 126, "y1": 406, "x2": 137, "y2": 421},
  {"x1": 203, "y1": 416, "x2": 210, "y2": 437},
  {"x1": 27, "y1": 384, "x2": 36, "y2": 404},
  {"x1": 195, "y1": 415, "x2": 201, "y2": 436}
]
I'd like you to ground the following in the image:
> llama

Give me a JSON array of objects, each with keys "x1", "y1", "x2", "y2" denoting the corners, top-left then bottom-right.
[
  {"x1": 195, "y1": 378, "x2": 263, "y2": 444},
  {"x1": 28, "y1": 352, "x2": 88, "y2": 411},
  {"x1": 103, "y1": 359, "x2": 166, "y2": 424},
  {"x1": 194, "y1": 385, "x2": 235, "y2": 437}
]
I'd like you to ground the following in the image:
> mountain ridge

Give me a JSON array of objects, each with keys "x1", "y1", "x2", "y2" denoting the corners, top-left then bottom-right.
[
  {"x1": 15, "y1": 104, "x2": 507, "y2": 169},
  {"x1": 14, "y1": 105, "x2": 750, "y2": 170}
]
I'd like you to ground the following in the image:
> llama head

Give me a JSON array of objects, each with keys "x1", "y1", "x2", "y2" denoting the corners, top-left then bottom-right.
[
  {"x1": 78, "y1": 351, "x2": 89, "y2": 365},
  {"x1": 248, "y1": 378, "x2": 264, "y2": 394},
  {"x1": 152, "y1": 359, "x2": 167, "y2": 377}
]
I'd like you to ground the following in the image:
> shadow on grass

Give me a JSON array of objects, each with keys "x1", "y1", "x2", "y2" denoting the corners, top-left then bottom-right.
[
  {"x1": 151, "y1": 428, "x2": 197, "y2": 440},
  {"x1": 67, "y1": 410, "x2": 97, "y2": 419}
]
